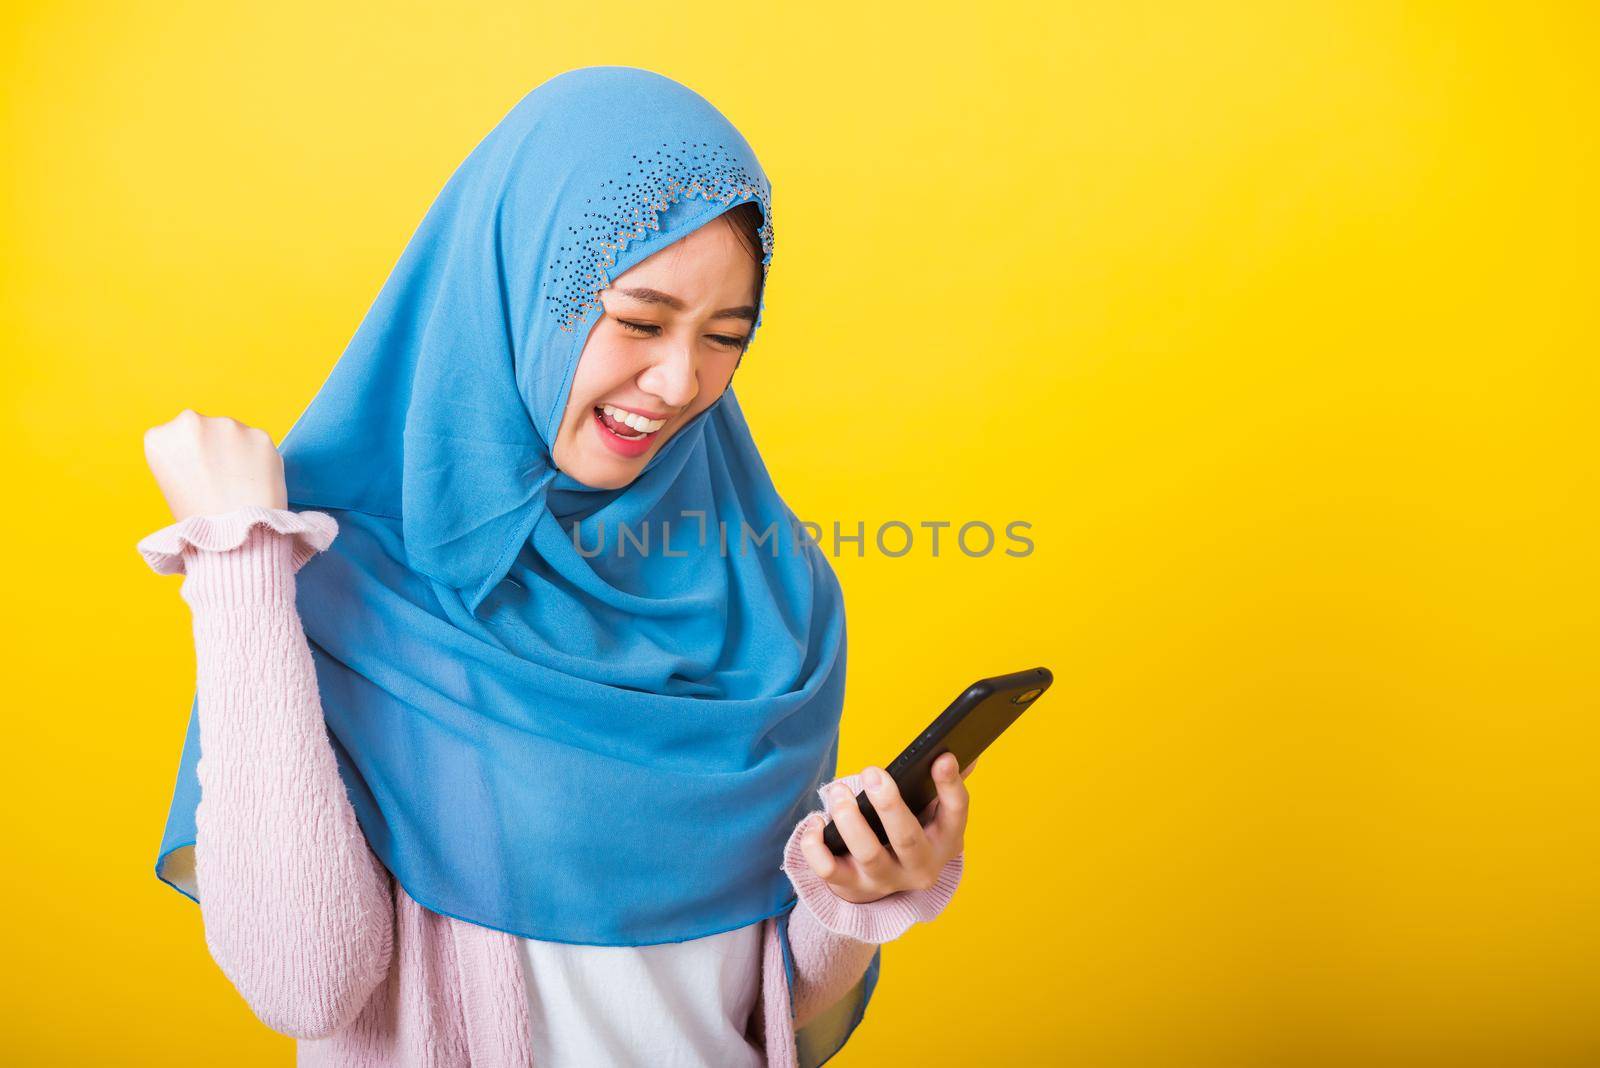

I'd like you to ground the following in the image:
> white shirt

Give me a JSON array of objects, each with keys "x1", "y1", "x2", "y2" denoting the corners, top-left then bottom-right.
[{"x1": 516, "y1": 920, "x2": 766, "y2": 1067}]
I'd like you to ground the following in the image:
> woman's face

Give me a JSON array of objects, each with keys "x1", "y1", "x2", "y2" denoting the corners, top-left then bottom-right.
[{"x1": 551, "y1": 215, "x2": 760, "y2": 490}]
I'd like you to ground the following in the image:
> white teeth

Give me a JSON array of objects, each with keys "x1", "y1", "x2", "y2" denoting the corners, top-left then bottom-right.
[{"x1": 601, "y1": 404, "x2": 666, "y2": 434}]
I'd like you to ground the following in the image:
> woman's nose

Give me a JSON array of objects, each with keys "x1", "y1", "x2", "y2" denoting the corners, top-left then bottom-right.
[{"x1": 639, "y1": 343, "x2": 699, "y2": 409}]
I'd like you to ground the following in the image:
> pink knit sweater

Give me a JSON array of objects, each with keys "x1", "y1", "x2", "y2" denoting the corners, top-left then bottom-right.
[{"x1": 139, "y1": 507, "x2": 964, "y2": 1067}]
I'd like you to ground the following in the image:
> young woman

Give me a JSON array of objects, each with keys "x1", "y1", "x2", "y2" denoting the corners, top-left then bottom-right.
[{"x1": 138, "y1": 66, "x2": 974, "y2": 1068}]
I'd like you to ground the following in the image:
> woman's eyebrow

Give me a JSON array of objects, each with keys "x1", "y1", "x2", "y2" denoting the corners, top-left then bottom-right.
[{"x1": 616, "y1": 286, "x2": 756, "y2": 322}]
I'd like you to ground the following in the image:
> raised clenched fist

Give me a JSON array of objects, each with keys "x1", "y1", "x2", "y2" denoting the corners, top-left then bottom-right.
[{"x1": 142, "y1": 409, "x2": 288, "y2": 523}]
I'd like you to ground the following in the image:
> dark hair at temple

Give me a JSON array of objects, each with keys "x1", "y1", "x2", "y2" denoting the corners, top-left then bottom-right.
[{"x1": 719, "y1": 201, "x2": 766, "y2": 315}]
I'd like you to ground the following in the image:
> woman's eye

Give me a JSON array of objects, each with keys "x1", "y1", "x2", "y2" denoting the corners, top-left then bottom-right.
[{"x1": 618, "y1": 318, "x2": 745, "y2": 351}]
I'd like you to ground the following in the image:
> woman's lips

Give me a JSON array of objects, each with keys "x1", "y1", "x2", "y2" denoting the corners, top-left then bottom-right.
[{"x1": 592, "y1": 406, "x2": 662, "y2": 458}]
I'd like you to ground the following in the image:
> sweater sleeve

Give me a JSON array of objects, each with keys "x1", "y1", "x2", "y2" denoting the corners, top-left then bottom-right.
[
  {"x1": 779, "y1": 771, "x2": 965, "y2": 1030},
  {"x1": 138, "y1": 506, "x2": 395, "y2": 1040}
]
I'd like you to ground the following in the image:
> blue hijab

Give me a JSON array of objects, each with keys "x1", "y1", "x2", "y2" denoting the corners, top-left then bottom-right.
[{"x1": 155, "y1": 66, "x2": 878, "y2": 1059}]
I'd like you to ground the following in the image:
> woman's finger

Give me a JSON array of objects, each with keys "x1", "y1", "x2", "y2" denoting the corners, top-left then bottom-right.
[
  {"x1": 917, "y1": 754, "x2": 981, "y2": 822},
  {"x1": 824, "y1": 781, "x2": 895, "y2": 877},
  {"x1": 799, "y1": 814, "x2": 850, "y2": 885},
  {"x1": 861, "y1": 765, "x2": 933, "y2": 874},
  {"x1": 925, "y1": 752, "x2": 971, "y2": 850}
]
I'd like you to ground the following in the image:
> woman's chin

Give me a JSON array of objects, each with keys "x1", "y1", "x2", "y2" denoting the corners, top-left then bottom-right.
[
  {"x1": 553, "y1": 418, "x2": 675, "y2": 489},
  {"x1": 559, "y1": 449, "x2": 651, "y2": 490}
]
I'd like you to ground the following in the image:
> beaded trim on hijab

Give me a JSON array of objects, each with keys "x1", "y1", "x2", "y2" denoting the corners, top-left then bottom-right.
[{"x1": 543, "y1": 141, "x2": 775, "y2": 333}]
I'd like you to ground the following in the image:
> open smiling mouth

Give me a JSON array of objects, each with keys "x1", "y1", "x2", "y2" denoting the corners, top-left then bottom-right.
[{"x1": 593, "y1": 404, "x2": 668, "y2": 444}]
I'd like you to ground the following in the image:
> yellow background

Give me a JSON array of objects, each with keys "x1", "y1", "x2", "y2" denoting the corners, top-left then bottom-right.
[{"x1": 4, "y1": 2, "x2": 1595, "y2": 1064}]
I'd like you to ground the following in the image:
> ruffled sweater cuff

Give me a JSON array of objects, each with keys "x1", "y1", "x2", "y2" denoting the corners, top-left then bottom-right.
[
  {"x1": 136, "y1": 506, "x2": 340, "y2": 609},
  {"x1": 137, "y1": 506, "x2": 338, "y2": 577},
  {"x1": 781, "y1": 771, "x2": 965, "y2": 944}
]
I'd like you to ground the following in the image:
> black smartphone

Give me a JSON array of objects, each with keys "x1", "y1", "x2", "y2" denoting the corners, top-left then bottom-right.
[{"x1": 822, "y1": 666, "x2": 1053, "y2": 856}]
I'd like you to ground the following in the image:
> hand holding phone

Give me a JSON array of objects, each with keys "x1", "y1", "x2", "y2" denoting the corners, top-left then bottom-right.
[
  {"x1": 822, "y1": 667, "x2": 1051, "y2": 856},
  {"x1": 797, "y1": 750, "x2": 977, "y2": 905}
]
